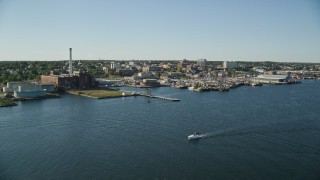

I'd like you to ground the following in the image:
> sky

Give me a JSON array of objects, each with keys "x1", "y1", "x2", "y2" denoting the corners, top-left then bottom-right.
[{"x1": 0, "y1": 0, "x2": 319, "y2": 62}]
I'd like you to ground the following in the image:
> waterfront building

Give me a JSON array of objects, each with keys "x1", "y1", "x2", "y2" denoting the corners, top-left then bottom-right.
[
  {"x1": 41, "y1": 71, "x2": 95, "y2": 90},
  {"x1": 255, "y1": 74, "x2": 292, "y2": 84},
  {"x1": 13, "y1": 84, "x2": 46, "y2": 98},
  {"x1": 223, "y1": 61, "x2": 238, "y2": 69},
  {"x1": 40, "y1": 48, "x2": 95, "y2": 90},
  {"x1": 3, "y1": 82, "x2": 26, "y2": 93},
  {"x1": 41, "y1": 84, "x2": 55, "y2": 93},
  {"x1": 2, "y1": 82, "x2": 47, "y2": 98}
]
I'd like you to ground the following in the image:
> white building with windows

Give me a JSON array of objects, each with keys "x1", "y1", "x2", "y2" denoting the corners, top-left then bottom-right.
[
  {"x1": 14, "y1": 85, "x2": 46, "y2": 98},
  {"x1": 223, "y1": 61, "x2": 238, "y2": 69},
  {"x1": 3, "y1": 82, "x2": 47, "y2": 98},
  {"x1": 3, "y1": 82, "x2": 26, "y2": 93}
]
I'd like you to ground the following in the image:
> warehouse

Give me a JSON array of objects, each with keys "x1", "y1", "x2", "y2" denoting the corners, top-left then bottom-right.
[
  {"x1": 13, "y1": 85, "x2": 46, "y2": 98},
  {"x1": 255, "y1": 75, "x2": 292, "y2": 84}
]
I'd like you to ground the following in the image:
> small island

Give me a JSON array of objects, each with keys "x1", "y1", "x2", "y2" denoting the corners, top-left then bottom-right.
[{"x1": 0, "y1": 97, "x2": 17, "y2": 107}]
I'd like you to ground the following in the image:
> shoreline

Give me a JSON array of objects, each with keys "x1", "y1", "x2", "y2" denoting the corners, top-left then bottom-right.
[
  {"x1": 0, "y1": 79, "x2": 312, "y2": 106},
  {"x1": 13, "y1": 93, "x2": 61, "y2": 101},
  {"x1": 0, "y1": 103, "x2": 18, "y2": 108},
  {"x1": 0, "y1": 94, "x2": 60, "y2": 107}
]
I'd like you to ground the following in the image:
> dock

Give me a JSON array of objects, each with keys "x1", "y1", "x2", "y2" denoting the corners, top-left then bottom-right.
[
  {"x1": 138, "y1": 92, "x2": 180, "y2": 102},
  {"x1": 149, "y1": 95, "x2": 180, "y2": 101}
]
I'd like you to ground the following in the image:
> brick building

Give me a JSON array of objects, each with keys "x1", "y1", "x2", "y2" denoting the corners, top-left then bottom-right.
[{"x1": 41, "y1": 72, "x2": 95, "y2": 90}]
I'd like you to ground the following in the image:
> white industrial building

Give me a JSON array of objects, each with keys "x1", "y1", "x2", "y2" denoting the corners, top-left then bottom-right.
[
  {"x1": 3, "y1": 82, "x2": 26, "y2": 93},
  {"x1": 3, "y1": 82, "x2": 48, "y2": 98},
  {"x1": 14, "y1": 85, "x2": 46, "y2": 98},
  {"x1": 223, "y1": 61, "x2": 238, "y2": 69},
  {"x1": 255, "y1": 75, "x2": 292, "y2": 84}
]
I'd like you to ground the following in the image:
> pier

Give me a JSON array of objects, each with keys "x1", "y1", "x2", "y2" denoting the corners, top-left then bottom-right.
[
  {"x1": 137, "y1": 92, "x2": 180, "y2": 102},
  {"x1": 149, "y1": 95, "x2": 180, "y2": 101}
]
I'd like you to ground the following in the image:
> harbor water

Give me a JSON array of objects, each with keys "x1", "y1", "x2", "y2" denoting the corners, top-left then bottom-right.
[{"x1": 1, "y1": 80, "x2": 320, "y2": 179}]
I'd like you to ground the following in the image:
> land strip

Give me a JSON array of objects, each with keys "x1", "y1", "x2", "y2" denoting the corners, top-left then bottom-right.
[{"x1": 68, "y1": 89, "x2": 133, "y2": 99}]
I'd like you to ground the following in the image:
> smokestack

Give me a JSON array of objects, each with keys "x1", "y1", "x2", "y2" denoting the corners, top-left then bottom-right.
[{"x1": 69, "y1": 48, "x2": 73, "y2": 76}]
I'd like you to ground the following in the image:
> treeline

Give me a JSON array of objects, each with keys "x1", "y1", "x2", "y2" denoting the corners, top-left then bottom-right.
[{"x1": 0, "y1": 61, "x2": 65, "y2": 84}]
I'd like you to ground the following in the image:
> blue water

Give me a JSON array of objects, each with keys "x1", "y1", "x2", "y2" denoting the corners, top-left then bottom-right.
[{"x1": 1, "y1": 80, "x2": 320, "y2": 179}]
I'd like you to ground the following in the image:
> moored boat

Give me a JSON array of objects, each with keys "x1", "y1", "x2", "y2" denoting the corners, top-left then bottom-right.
[{"x1": 188, "y1": 86, "x2": 195, "y2": 91}]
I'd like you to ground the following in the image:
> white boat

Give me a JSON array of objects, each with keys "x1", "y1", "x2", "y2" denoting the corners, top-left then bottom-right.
[
  {"x1": 188, "y1": 86, "x2": 195, "y2": 91},
  {"x1": 188, "y1": 132, "x2": 203, "y2": 140}
]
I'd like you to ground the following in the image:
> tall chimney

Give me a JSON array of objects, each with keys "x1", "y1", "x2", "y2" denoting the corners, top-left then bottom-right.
[{"x1": 69, "y1": 48, "x2": 73, "y2": 76}]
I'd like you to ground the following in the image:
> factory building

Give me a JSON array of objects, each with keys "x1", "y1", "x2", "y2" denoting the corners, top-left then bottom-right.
[
  {"x1": 41, "y1": 72, "x2": 95, "y2": 90},
  {"x1": 41, "y1": 48, "x2": 96, "y2": 90}
]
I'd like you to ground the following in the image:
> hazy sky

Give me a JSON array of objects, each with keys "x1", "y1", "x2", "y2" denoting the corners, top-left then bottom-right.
[{"x1": 0, "y1": 0, "x2": 319, "y2": 62}]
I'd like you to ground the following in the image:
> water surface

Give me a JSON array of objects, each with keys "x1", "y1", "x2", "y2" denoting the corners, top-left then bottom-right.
[{"x1": 1, "y1": 80, "x2": 320, "y2": 179}]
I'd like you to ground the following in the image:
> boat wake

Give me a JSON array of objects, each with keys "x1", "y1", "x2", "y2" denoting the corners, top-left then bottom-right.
[
  {"x1": 198, "y1": 126, "x2": 320, "y2": 140},
  {"x1": 187, "y1": 130, "x2": 235, "y2": 140},
  {"x1": 197, "y1": 129, "x2": 236, "y2": 139}
]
